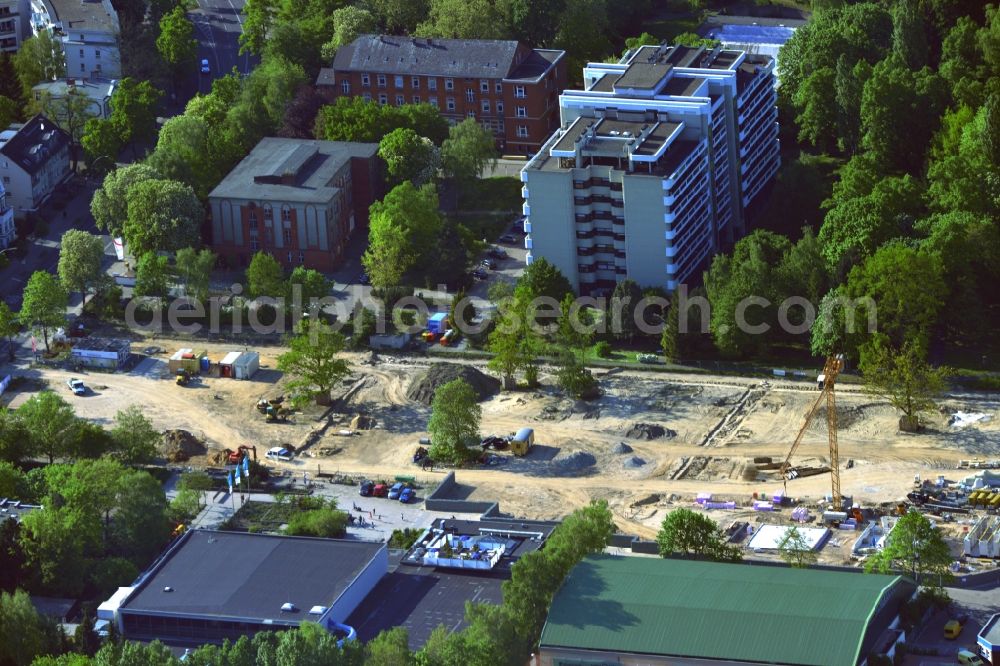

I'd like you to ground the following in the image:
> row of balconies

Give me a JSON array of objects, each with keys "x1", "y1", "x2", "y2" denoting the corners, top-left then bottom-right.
[
  {"x1": 572, "y1": 177, "x2": 622, "y2": 191},
  {"x1": 577, "y1": 245, "x2": 626, "y2": 258},
  {"x1": 576, "y1": 228, "x2": 625, "y2": 241},
  {"x1": 573, "y1": 194, "x2": 623, "y2": 207}
]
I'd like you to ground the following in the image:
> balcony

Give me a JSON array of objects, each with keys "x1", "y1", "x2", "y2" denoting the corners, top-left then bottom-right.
[
  {"x1": 523, "y1": 220, "x2": 531, "y2": 233},
  {"x1": 521, "y1": 185, "x2": 529, "y2": 198},
  {"x1": 663, "y1": 195, "x2": 676, "y2": 207},
  {"x1": 522, "y1": 202, "x2": 530, "y2": 216}
]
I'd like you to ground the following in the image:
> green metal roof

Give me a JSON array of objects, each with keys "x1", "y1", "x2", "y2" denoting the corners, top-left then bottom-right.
[{"x1": 540, "y1": 555, "x2": 906, "y2": 666}]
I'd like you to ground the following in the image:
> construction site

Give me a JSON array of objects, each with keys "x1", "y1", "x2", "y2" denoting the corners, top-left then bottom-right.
[{"x1": 6, "y1": 341, "x2": 1000, "y2": 567}]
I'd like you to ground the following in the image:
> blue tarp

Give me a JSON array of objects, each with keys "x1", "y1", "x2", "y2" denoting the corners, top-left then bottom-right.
[{"x1": 705, "y1": 24, "x2": 796, "y2": 45}]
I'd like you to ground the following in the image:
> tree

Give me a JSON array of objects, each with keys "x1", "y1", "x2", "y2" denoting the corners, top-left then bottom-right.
[
  {"x1": 0, "y1": 589, "x2": 60, "y2": 666},
  {"x1": 147, "y1": 114, "x2": 239, "y2": 199},
  {"x1": 177, "y1": 470, "x2": 214, "y2": 509},
  {"x1": 57, "y1": 230, "x2": 105, "y2": 305},
  {"x1": 123, "y1": 179, "x2": 202, "y2": 257},
  {"x1": 0, "y1": 517, "x2": 25, "y2": 593},
  {"x1": 245, "y1": 252, "x2": 285, "y2": 300},
  {"x1": 285, "y1": 506, "x2": 348, "y2": 538},
  {"x1": 365, "y1": 627, "x2": 413, "y2": 666},
  {"x1": 321, "y1": 6, "x2": 377, "y2": 58},
  {"x1": 487, "y1": 296, "x2": 538, "y2": 389},
  {"x1": 173, "y1": 248, "x2": 215, "y2": 302},
  {"x1": 239, "y1": 0, "x2": 276, "y2": 55},
  {"x1": 793, "y1": 67, "x2": 837, "y2": 151},
  {"x1": 860, "y1": 337, "x2": 949, "y2": 432},
  {"x1": 0, "y1": 301, "x2": 18, "y2": 362},
  {"x1": 19, "y1": 271, "x2": 67, "y2": 353},
  {"x1": 20, "y1": 508, "x2": 90, "y2": 595},
  {"x1": 379, "y1": 127, "x2": 438, "y2": 186},
  {"x1": 110, "y1": 405, "x2": 160, "y2": 465},
  {"x1": 553, "y1": 0, "x2": 612, "y2": 84},
  {"x1": 427, "y1": 378, "x2": 481, "y2": 464},
  {"x1": 865, "y1": 510, "x2": 952, "y2": 587},
  {"x1": 81, "y1": 118, "x2": 122, "y2": 174},
  {"x1": 287, "y1": 266, "x2": 331, "y2": 306},
  {"x1": 0, "y1": 95, "x2": 18, "y2": 131},
  {"x1": 157, "y1": 6, "x2": 198, "y2": 80},
  {"x1": 607, "y1": 279, "x2": 642, "y2": 342},
  {"x1": 112, "y1": 469, "x2": 171, "y2": 564},
  {"x1": 556, "y1": 351, "x2": 598, "y2": 400},
  {"x1": 91, "y1": 164, "x2": 161, "y2": 239},
  {"x1": 0, "y1": 408, "x2": 29, "y2": 464},
  {"x1": 75, "y1": 610, "x2": 101, "y2": 657},
  {"x1": 368, "y1": 181, "x2": 443, "y2": 272},
  {"x1": 134, "y1": 252, "x2": 171, "y2": 299},
  {"x1": 661, "y1": 297, "x2": 679, "y2": 363},
  {"x1": 362, "y1": 223, "x2": 409, "y2": 290},
  {"x1": 777, "y1": 526, "x2": 818, "y2": 568},
  {"x1": 12, "y1": 31, "x2": 64, "y2": 94},
  {"x1": 890, "y1": 0, "x2": 927, "y2": 70},
  {"x1": 17, "y1": 391, "x2": 79, "y2": 464},
  {"x1": 370, "y1": 0, "x2": 429, "y2": 34},
  {"x1": 34, "y1": 88, "x2": 92, "y2": 169},
  {"x1": 109, "y1": 77, "x2": 162, "y2": 155},
  {"x1": 441, "y1": 118, "x2": 498, "y2": 185},
  {"x1": 277, "y1": 319, "x2": 351, "y2": 405},
  {"x1": 514, "y1": 257, "x2": 573, "y2": 304},
  {"x1": 656, "y1": 508, "x2": 742, "y2": 562},
  {"x1": 277, "y1": 85, "x2": 325, "y2": 139},
  {"x1": 416, "y1": 0, "x2": 509, "y2": 39}
]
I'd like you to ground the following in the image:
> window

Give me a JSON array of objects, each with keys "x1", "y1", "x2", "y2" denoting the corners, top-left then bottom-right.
[
  {"x1": 79, "y1": 48, "x2": 83, "y2": 56},
  {"x1": 377, "y1": 74, "x2": 386, "y2": 88},
  {"x1": 480, "y1": 80, "x2": 488, "y2": 93},
  {"x1": 444, "y1": 78, "x2": 454, "y2": 91},
  {"x1": 517, "y1": 125, "x2": 528, "y2": 137},
  {"x1": 411, "y1": 76, "x2": 420, "y2": 88},
  {"x1": 495, "y1": 81, "x2": 502, "y2": 94},
  {"x1": 361, "y1": 73, "x2": 370, "y2": 87},
  {"x1": 429, "y1": 96, "x2": 438, "y2": 108},
  {"x1": 446, "y1": 97, "x2": 455, "y2": 111},
  {"x1": 482, "y1": 121, "x2": 492, "y2": 132},
  {"x1": 514, "y1": 85, "x2": 526, "y2": 98},
  {"x1": 281, "y1": 207, "x2": 292, "y2": 222},
  {"x1": 378, "y1": 93, "x2": 388, "y2": 105},
  {"x1": 481, "y1": 99, "x2": 490, "y2": 114},
  {"x1": 496, "y1": 101, "x2": 504, "y2": 113},
  {"x1": 341, "y1": 80, "x2": 350, "y2": 94},
  {"x1": 263, "y1": 205, "x2": 272, "y2": 220},
  {"x1": 95, "y1": 50, "x2": 100, "y2": 59},
  {"x1": 465, "y1": 89, "x2": 475, "y2": 103},
  {"x1": 394, "y1": 75, "x2": 403, "y2": 88},
  {"x1": 412, "y1": 95, "x2": 421, "y2": 104},
  {"x1": 248, "y1": 209, "x2": 258, "y2": 224},
  {"x1": 288, "y1": 252, "x2": 293, "y2": 264},
  {"x1": 283, "y1": 229, "x2": 291, "y2": 244},
  {"x1": 96, "y1": 63, "x2": 101, "y2": 72},
  {"x1": 428, "y1": 78, "x2": 437, "y2": 91},
  {"x1": 80, "y1": 63, "x2": 85, "y2": 72},
  {"x1": 362, "y1": 92, "x2": 372, "y2": 102},
  {"x1": 2, "y1": 177, "x2": 8, "y2": 184},
  {"x1": 467, "y1": 111, "x2": 476, "y2": 119},
  {"x1": 516, "y1": 106, "x2": 526, "y2": 118},
  {"x1": 498, "y1": 119, "x2": 504, "y2": 131},
  {"x1": 299, "y1": 252, "x2": 305, "y2": 264},
  {"x1": 395, "y1": 94, "x2": 404, "y2": 106}
]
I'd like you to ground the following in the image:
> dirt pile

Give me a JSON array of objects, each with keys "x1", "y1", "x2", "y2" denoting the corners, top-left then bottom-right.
[
  {"x1": 625, "y1": 423, "x2": 676, "y2": 440},
  {"x1": 623, "y1": 456, "x2": 646, "y2": 468},
  {"x1": 611, "y1": 442, "x2": 633, "y2": 455},
  {"x1": 406, "y1": 363, "x2": 500, "y2": 405},
  {"x1": 161, "y1": 429, "x2": 206, "y2": 462},
  {"x1": 555, "y1": 451, "x2": 597, "y2": 473}
]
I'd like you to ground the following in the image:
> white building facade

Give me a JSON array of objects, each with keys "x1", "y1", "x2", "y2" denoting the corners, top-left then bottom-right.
[
  {"x1": 0, "y1": 181, "x2": 14, "y2": 249},
  {"x1": 521, "y1": 44, "x2": 779, "y2": 294},
  {"x1": 0, "y1": 0, "x2": 30, "y2": 52},
  {"x1": 30, "y1": 0, "x2": 120, "y2": 79}
]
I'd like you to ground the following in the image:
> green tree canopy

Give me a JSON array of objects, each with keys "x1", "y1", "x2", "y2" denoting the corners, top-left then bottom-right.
[
  {"x1": 91, "y1": 164, "x2": 162, "y2": 238},
  {"x1": 277, "y1": 319, "x2": 351, "y2": 405},
  {"x1": 427, "y1": 378, "x2": 481, "y2": 464},
  {"x1": 656, "y1": 507, "x2": 742, "y2": 562},
  {"x1": 110, "y1": 405, "x2": 160, "y2": 465},
  {"x1": 17, "y1": 391, "x2": 79, "y2": 464},
  {"x1": 109, "y1": 77, "x2": 162, "y2": 153},
  {"x1": 860, "y1": 336, "x2": 949, "y2": 432},
  {"x1": 378, "y1": 127, "x2": 438, "y2": 186},
  {"x1": 865, "y1": 510, "x2": 952, "y2": 587},
  {"x1": 19, "y1": 271, "x2": 67, "y2": 352},
  {"x1": 0, "y1": 301, "x2": 19, "y2": 362},
  {"x1": 441, "y1": 118, "x2": 498, "y2": 185},
  {"x1": 415, "y1": 0, "x2": 509, "y2": 39},
  {"x1": 777, "y1": 526, "x2": 819, "y2": 568},
  {"x1": 134, "y1": 251, "x2": 171, "y2": 299},
  {"x1": 157, "y1": 6, "x2": 198, "y2": 74},
  {"x1": 12, "y1": 31, "x2": 65, "y2": 94},
  {"x1": 245, "y1": 252, "x2": 286, "y2": 300},
  {"x1": 57, "y1": 230, "x2": 105, "y2": 304},
  {"x1": 123, "y1": 179, "x2": 203, "y2": 256},
  {"x1": 173, "y1": 247, "x2": 216, "y2": 302},
  {"x1": 368, "y1": 181, "x2": 443, "y2": 274},
  {"x1": 81, "y1": 118, "x2": 122, "y2": 174}
]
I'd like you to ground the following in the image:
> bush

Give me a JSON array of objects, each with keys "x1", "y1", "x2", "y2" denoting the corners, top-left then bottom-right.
[
  {"x1": 389, "y1": 528, "x2": 422, "y2": 549},
  {"x1": 594, "y1": 341, "x2": 612, "y2": 358},
  {"x1": 285, "y1": 507, "x2": 348, "y2": 538}
]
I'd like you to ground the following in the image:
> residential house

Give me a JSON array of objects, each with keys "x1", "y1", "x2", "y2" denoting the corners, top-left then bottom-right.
[
  {"x1": 30, "y1": 0, "x2": 120, "y2": 79},
  {"x1": 0, "y1": 113, "x2": 71, "y2": 218}
]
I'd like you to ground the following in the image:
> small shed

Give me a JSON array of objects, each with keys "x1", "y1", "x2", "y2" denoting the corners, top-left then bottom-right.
[
  {"x1": 168, "y1": 349, "x2": 206, "y2": 374},
  {"x1": 427, "y1": 313, "x2": 448, "y2": 335},
  {"x1": 233, "y1": 351, "x2": 259, "y2": 380},
  {"x1": 218, "y1": 351, "x2": 241, "y2": 378},
  {"x1": 71, "y1": 338, "x2": 131, "y2": 370},
  {"x1": 510, "y1": 428, "x2": 534, "y2": 456}
]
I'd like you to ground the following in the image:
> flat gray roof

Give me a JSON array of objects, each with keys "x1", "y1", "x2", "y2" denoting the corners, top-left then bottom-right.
[
  {"x1": 982, "y1": 613, "x2": 1000, "y2": 646},
  {"x1": 589, "y1": 73, "x2": 616, "y2": 92},
  {"x1": 633, "y1": 121, "x2": 680, "y2": 157},
  {"x1": 552, "y1": 117, "x2": 592, "y2": 153},
  {"x1": 614, "y1": 62, "x2": 671, "y2": 91},
  {"x1": 208, "y1": 138, "x2": 377, "y2": 203},
  {"x1": 46, "y1": 0, "x2": 118, "y2": 33},
  {"x1": 122, "y1": 530, "x2": 384, "y2": 623},
  {"x1": 663, "y1": 76, "x2": 705, "y2": 97}
]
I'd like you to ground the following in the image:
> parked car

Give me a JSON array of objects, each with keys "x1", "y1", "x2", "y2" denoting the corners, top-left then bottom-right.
[
  {"x1": 372, "y1": 483, "x2": 389, "y2": 497},
  {"x1": 359, "y1": 480, "x2": 374, "y2": 497},
  {"x1": 387, "y1": 482, "x2": 405, "y2": 500},
  {"x1": 358, "y1": 272, "x2": 370, "y2": 285},
  {"x1": 480, "y1": 258, "x2": 496, "y2": 270},
  {"x1": 957, "y1": 649, "x2": 985, "y2": 666},
  {"x1": 943, "y1": 619, "x2": 962, "y2": 639},
  {"x1": 472, "y1": 268, "x2": 488, "y2": 281},
  {"x1": 200, "y1": 59, "x2": 210, "y2": 74},
  {"x1": 488, "y1": 246, "x2": 508, "y2": 259},
  {"x1": 265, "y1": 446, "x2": 293, "y2": 461},
  {"x1": 514, "y1": 215, "x2": 527, "y2": 234},
  {"x1": 68, "y1": 323, "x2": 88, "y2": 338},
  {"x1": 66, "y1": 378, "x2": 86, "y2": 395},
  {"x1": 498, "y1": 234, "x2": 518, "y2": 244},
  {"x1": 399, "y1": 487, "x2": 415, "y2": 503}
]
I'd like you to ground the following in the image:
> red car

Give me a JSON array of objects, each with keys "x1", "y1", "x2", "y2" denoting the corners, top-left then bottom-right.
[{"x1": 372, "y1": 483, "x2": 388, "y2": 497}]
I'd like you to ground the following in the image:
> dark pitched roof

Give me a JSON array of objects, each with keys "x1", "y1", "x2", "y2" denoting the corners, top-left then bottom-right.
[
  {"x1": 333, "y1": 35, "x2": 522, "y2": 79},
  {"x1": 0, "y1": 114, "x2": 70, "y2": 176},
  {"x1": 121, "y1": 530, "x2": 384, "y2": 623}
]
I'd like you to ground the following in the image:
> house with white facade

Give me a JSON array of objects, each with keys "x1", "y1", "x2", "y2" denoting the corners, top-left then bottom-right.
[
  {"x1": 0, "y1": 180, "x2": 14, "y2": 249},
  {"x1": 0, "y1": 0, "x2": 31, "y2": 52},
  {"x1": 0, "y1": 114, "x2": 71, "y2": 218},
  {"x1": 30, "y1": 0, "x2": 120, "y2": 79}
]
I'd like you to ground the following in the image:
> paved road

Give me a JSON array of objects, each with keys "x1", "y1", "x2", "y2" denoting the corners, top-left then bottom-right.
[{"x1": 190, "y1": 0, "x2": 253, "y2": 92}]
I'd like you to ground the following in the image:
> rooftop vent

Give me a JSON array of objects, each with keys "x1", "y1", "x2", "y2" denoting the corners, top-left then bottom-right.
[
  {"x1": 163, "y1": 586, "x2": 173, "y2": 592},
  {"x1": 309, "y1": 606, "x2": 328, "y2": 615},
  {"x1": 280, "y1": 602, "x2": 296, "y2": 612}
]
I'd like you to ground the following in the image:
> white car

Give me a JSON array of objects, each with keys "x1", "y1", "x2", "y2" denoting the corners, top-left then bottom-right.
[
  {"x1": 67, "y1": 378, "x2": 86, "y2": 395},
  {"x1": 200, "y1": 59, "x2": 210, "y2": 74},
  {"x1": 265, "y1": 446, "x2": 292, "y2": 461}
]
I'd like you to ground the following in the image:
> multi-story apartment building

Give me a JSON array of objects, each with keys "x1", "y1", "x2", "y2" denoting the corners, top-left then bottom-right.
[
  {"x1": 0, "y1": 113, "x2": 71, "y2": 219},
  {"x1": 208, "y1": 138, "x2": 383, "y2": 272},
  {"x1": 0, "y1": 0, "x2": 30, "y2": 52},
  {"x1": 317, "y1": 35, "x2": 566, "y2": 155},
  {"x1": 521, "y1": 43, "x2": 779, "y2": 294},
  {"x1": 31, "y1": 0, "x2": 120, "y2": 79}
]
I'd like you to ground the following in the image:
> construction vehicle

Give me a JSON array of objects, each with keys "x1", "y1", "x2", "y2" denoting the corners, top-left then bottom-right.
[
  {"x1": 255, "y1": 396, "x2": 285, "y2": 412},
  {"x1": 225, "y1": 445, "x2": 257, "y2": 465},
  {"x1": 176, "y1": 369, "x2": 192, "y2": 386},
  {"x1": 265, "y1": 405, "x2": 292, "y2": 423},
  {"x1": 780, "y1": 355, "x2": 845, "y2": 508}
]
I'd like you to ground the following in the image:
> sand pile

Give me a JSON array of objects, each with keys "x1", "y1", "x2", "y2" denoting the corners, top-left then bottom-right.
[
  {"x1": 623, "y1": 456, "x2": 646, "y2": 468},
  {"x1": 555, "y1": 451, "x2": 597, "y2": 472},
  {"x1": 611, "y1": 442, "x2": 633, "y2": 454},
  {"x1": 625, "y1": 423, "x2": 676, "y2": 440},
  {"x1": 406, "y1": 363, "x2": 500, "y2": 405},
  {"x1": 161, "y1": 429, "x2": 206, "y2": 462}
]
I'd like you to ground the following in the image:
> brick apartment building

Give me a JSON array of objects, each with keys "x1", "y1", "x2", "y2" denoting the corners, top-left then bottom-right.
[
  {"x1": 208, "y1": 138, "x2": 382, "y2": 272},
  {"x1": 316, "y1": 35, "x2": 567, "y2": 155}
]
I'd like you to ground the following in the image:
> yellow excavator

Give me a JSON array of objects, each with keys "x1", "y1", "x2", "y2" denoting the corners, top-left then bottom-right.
[{"x1": 780, "y1": 354, "x2": 845, "y2": 509}]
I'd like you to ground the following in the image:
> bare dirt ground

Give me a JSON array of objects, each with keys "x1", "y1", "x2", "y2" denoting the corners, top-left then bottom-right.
[{"x1": 8, "y1": 344, "x2": 1000, "y2": 546}]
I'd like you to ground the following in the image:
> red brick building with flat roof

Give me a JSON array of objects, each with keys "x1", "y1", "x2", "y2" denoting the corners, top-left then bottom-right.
[{"x1": 316, "y1": 35, "x2": 566, "y2": 156}]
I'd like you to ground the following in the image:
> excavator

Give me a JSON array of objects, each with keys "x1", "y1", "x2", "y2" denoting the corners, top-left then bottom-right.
[
  {"x1": 225, "y1": 445, "x2": 257, "y2": 465},
  {"x1": 780, "y1": 354, "x2": 846, "y2": 510}
]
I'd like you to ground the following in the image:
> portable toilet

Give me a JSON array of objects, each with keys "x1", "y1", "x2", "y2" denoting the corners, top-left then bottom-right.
[
  {"x1": 427, "y1": 313, "x2": 448, "y2": 335},
  {"x1": 510, "y1": 428, "x2": 534, "y2": 456}
]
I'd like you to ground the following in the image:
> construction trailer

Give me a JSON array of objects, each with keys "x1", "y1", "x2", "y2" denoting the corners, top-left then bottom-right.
[
  {"x1": 168, "y1": 349, "x2": 207, "y2": 374},
  {"x1": 427, "y1": 313, "x2": 448, "y2": 335},
  {"x1": 510, "y1": 428, "x2": 534, "y2": 456},
  {"x1": 964, "y1": 516, "x2": 1000, "y2": 558},
  {"x1": 71, "y1": 338, "x2": 131, "y2": 370},
  {"x1": 219, "y1": 351, "x2": 259, "y2": 380}
]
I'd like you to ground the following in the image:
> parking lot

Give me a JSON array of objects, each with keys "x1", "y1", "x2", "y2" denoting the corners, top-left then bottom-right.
[{"x1": 902, "y1": 588, "x2": 997, "y2": 666}]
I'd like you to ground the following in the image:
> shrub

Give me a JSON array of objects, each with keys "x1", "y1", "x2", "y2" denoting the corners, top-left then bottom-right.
[{"x1": 594, "y1": 341, "x2": 612, "y2": 358}]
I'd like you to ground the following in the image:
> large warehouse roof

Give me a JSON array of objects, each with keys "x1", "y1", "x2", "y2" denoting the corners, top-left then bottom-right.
[
  {"x1": 122, "y1": 530, "x2": 384, "y2": 623},
  {"x1": 540, "y1": 555, "x2": 910, "y2": 666}
]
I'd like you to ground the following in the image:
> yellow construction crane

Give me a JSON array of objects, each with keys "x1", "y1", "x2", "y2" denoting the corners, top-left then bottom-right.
[{"x1": 780, "y1": 354, "x2": 845, "y2": 508}]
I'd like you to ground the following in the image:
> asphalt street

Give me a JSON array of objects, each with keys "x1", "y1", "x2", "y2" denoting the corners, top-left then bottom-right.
[{"x1": 190, "y1": 0, "x2": 253, "y2": 92}]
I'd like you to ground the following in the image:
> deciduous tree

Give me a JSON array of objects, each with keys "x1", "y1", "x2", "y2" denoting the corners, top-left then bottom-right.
[
  {"x1": 110, "y1": 405, "x2": 160, "y2": 465},
  {"x1": 122, "y1": 179, "x2": 202, "y2": 256},
  {"x1": 173, "y1": 248, "x2": 215, "y2": 302},
  {"x1": 157, "y1": 6, "x2": 198, "y2": 79},
  {"x1": 57, "y1": 230, "x2": 105, "y2": 305},
  {"x1": 277, "y1": 319, "x2": 351, "y2": 405},
  {"x1": 34, "y1": 87, "x2": 91, "y2": 169},
  {"x1": 17, "y1": 391, "x2": 79, "y2": 464},
  {"x1": 239, "y1": 0, "x2": 276, "y2": 55},
  {"x1": 441, "y1": 118, "x2": 498, "y2": 185},
  {"x1": 109, "y1": 77, "x2": 162, "y2": 155},
  {"x1": 860, "y1": 337, "x2": 949, "y2": 432},
  {"x1": 0, "y1": 301, "x2": 18, "y2": 362},
  {"x1": 415, "y1": 0, "x2": 509, "y2": 39},
  {"x1": 12, "y1": 31, "x2": 64, "y2": 94},
  {"x1": 134, "y1": 252, "x2": 171, "y2": 299},
  {"x1": 379, "y1": 127, "x2": 438, "y2": 186},
  {"x1": 91, "y1": 164, "x2": 161, "y2": 239},
  {"x1": 81, "y1": 118, "x2": 122, "y2": 174},
  {"x1": 245, "y1": 252, "x2": 286, "y2": 299},
  {"x1": 865, "y1": 510, "x2": 952, "y2": 587},
  {"x1": 777, "y1": 526, "x2": 818, "y2": 568},
  {"x1": 427, "y1": 378, "x2": 480, "y2": 464},
  {"x1": 656, "y1": 507, "x2": 742, "y2": 562},
  {"x1": 19, "y1": 271, "x2": 67, "y2": 353}
]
